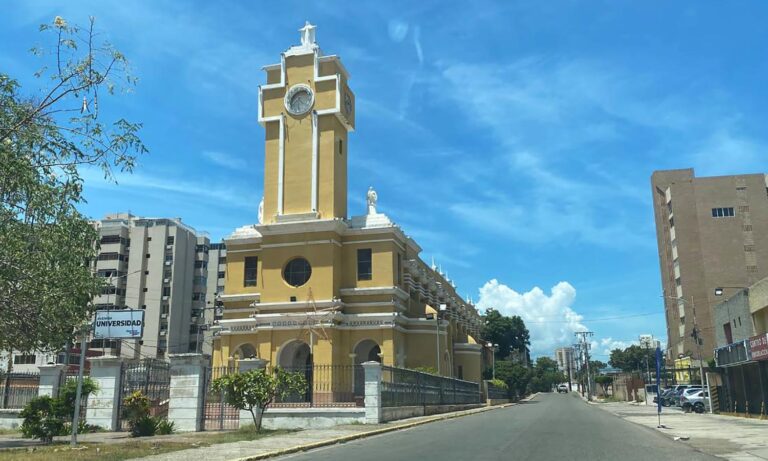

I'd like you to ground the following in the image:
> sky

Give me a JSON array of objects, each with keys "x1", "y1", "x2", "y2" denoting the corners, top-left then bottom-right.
[{"x1": 3, "y1": 1, "x2": 768, "y2": 361}]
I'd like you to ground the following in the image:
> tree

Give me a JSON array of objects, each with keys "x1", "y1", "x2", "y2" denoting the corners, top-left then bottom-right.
[
  {"x1": 19, "y1": 376, "x2": 98, "y2": 443},
  {"x1": 212, "y1": 368, "x2": 307, "y2": 432},
  {"x1": 0, "y1": 16, "x2": 146, "y2": 362},
  {"x1": 495, "y1": 360, "x2": 531, "y2": 399},
  {"x1": 594, "y1": 375, "x2": 613, "y2": 394},
  {"x1": 609, "y1": 345, "x2": 648, "y2": 372},
  {"x1": 483, "y1": 309, "x2": 530, "y2": 360}
]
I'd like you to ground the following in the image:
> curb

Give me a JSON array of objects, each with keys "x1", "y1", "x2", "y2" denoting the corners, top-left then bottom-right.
[{"x1": 233, "y1": 399, "x2": 529, "y2": 461}]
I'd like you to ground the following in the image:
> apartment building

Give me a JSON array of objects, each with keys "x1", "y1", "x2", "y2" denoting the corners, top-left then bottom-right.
[
  {"x1": 651, "y1": 169, "x2": 768, "y2": 361},
  {"x1": 555, "y1": 347, "x2": 576, "y2": 374},
  {"x1": 195, "y1": 242, "x2": 226, "y2": 355},
  {"x1": 3, "y1": 214, "x2": 226, "y2": 370},
  {"x1": 91, "y1": 213, "x2": 213, "y2": 359}
]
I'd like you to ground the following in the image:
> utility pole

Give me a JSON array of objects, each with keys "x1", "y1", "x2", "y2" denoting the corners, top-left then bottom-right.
[
  {"x1": 575, "y1": 331, "x2": 594, "y2": 401},
  {"x1": 573, "y1": 342, "x2": 583, "y2": 395},
  {"x1": 690, "y1": 296, "x2": 706, "y2": 390}
]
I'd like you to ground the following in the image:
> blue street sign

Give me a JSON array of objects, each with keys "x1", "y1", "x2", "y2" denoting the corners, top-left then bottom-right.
[{"x1": 655, "y1": 346, "x2": 663, "y2": 414}]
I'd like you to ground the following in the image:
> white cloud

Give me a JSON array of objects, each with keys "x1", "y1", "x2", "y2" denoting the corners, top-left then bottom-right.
[
  {"x1": 476, "y1": 279, "x2": 587, "y2": 357},
  {"x1": 387, "y1": 19, "x2": 409, "y2": 42},
  {"x1": 691, "y1": 128, "x2": 765, "y2": 176},
  {"x1": 79, "y1": 166, "x2": 255, "y2": 210},
  {"x1": 201, "y1": 151, "x2": 248, "y2": 170},
  {"x1": 413, "y1": 26, "x2": 423, "y2": 64},
  {"x1": 597, "y1": 338, "x2": 635, "y2": 357}
]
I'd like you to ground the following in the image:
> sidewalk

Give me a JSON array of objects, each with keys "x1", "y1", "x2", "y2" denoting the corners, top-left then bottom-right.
[{"x1": 592, "y1": 400, "x2": 768, "y2": 461}]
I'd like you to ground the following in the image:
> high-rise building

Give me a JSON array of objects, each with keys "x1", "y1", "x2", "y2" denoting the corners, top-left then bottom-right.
[
  {"x1": 651, "y1": 168, "x2": 768, "y2": 360},
  {"x1": 196, "y1": 242, "x2": 227, "y2": 354},
  {"x1": 92, "y1": 213, "x2": 213, "y2": 359},
  {"x1": 555, "y1": 347, "x2": 576, "y2": 374}
]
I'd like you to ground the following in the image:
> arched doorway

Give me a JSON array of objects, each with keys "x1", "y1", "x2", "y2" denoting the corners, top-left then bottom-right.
[
  {"x1": 353, "y1": 339, "x2": 381, "y2": 399},
  {"x1": 277, "y1": 340, "x2": 312, "y2": 403},
  {"x1": 232, "y1": 343, "x2": 257, "y2": 361},
  {"x1": 353, "y1": 339, "x2": 381, "y2": 364},
  {"x1": 278, "y1": 340, "x2": 312, "y2": 370}
]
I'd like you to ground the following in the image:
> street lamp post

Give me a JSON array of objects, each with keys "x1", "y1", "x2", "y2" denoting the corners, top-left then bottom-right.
[
  {"x1": 425, "y1": 312, "x2": 440, "y2": 375},
  {"x1": 491, "y1": 344, "x2": 498, "y2": 379}
]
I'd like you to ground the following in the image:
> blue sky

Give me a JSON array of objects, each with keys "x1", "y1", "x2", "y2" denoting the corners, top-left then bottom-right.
[{"x1": 3, "y1": 1, "x2": 768, "y2": 359}]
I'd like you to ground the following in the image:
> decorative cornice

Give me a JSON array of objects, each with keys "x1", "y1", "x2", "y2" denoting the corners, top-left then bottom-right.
[
  {"x1": 257, "y1": 218, "x2": 348, "y2": 236},
  {"x1": 219, "y1": 293, "x2": 261, "y2": 303}
]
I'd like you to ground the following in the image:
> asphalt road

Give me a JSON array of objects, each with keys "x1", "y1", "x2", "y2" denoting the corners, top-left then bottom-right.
[{"x1": 277, "y1": 393, "x2": 719, "y2": 461}]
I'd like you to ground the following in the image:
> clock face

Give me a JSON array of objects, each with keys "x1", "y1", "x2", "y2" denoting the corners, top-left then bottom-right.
[
  {"x1": 284, "y1": 84, "x2": 314, "y2": 116},
  {"x1": 344, "y1": 92, "x2": 352, "y2": 114}
]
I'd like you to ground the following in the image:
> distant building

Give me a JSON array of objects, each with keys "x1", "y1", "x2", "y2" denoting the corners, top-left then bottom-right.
[
  {"x1": 197, "y1": 242, "x2": 227, "y2": 355},
  {"x1": 651, "y1": 169, "x2": 768, "y2": 360},
  {"x1": 555, "y1": 347, "x2": 576, "y2": 374},
  {"x1": 89, "y1": 213, "x2": 215, "y2": 359}
]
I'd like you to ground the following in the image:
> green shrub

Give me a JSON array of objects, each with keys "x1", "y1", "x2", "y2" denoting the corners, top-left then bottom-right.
[
  {"x1": 411, "y1": 366, "x2": 438, "y2": 375},
  {"x1": 131, "y1": 414, "x2": 158, "y2": 437},
  {"x1": 19, "y1": 396, "x2": 66, "y2": 443},
  {"x1": 489, "y1": 378, "x2": 509, "y2": 390},
  {"x1": 123, "y1": 391, "x2": 153, "y2": 437},
  {"x1": 18, "y1": 376, "x2": 100, "y2": 443},
  {"x1": 155, "y1": 418, "x2": 175, "y2": 435}
]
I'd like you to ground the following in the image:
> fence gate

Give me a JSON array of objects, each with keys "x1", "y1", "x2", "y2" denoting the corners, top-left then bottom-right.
[
  {"x1": 201, "y1": 366, "x2": 240, "y2": 430},
  {"x1": 119, "y1": 359, "x2": 171, "y2": 430}
]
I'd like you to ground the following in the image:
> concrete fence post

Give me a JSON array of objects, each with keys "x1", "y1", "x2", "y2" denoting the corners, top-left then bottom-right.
[
  {"x1": 362, "y1": 361, "x2": 382, "y2": 424},
  {"x1": 37, "y1": 364, "x2": 66, "y2": 398},
  {"x1": 85, "y1": 356, "x2": 124, "y2": 431},
  {"x1": 168, "y1": 353, "x2": 209, "y2": 432},
  {"x1": 236, "y1": 358, "x2": 268, "y2": 428}
]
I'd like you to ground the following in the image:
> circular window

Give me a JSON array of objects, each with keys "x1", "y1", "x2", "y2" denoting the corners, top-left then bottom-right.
[{"x1": 283, "y1": 258, "x2": 312, "y2": 287}]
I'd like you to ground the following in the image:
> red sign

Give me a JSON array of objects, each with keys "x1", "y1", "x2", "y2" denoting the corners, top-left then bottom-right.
[{"x1": 749, "y1": 334, "x2": 768, "y2": 361}]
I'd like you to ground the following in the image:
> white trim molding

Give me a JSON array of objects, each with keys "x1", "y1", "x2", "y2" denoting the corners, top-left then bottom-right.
[{"x1": 340, "y1": 286, "x2": 409, "y2": 301}]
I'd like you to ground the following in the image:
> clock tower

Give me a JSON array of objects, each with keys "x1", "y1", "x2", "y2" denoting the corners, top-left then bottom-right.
[{"x1": 258, "y1": 22, "x2": 355, "y2": 223}]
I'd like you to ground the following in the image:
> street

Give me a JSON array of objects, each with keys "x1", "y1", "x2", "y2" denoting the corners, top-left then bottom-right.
[{"x1": 277, "y1": 393, "x2": 719, "y2": 461}]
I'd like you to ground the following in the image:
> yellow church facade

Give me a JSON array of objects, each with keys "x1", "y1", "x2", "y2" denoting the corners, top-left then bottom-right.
[{"x1": 211, "y1": 23, "x2": 484, "y2": 384}]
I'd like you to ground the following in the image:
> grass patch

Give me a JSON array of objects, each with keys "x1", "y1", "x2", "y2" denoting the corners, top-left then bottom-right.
[
  {"x1": 0, "y1": 428, "x2": 20, "y2": 436},
  {"x1": 0, "y1": 441, "x2": 198, "y2": 461},
  {"x1": 0, "y1": 427, "x2": 295, "y2": 460},
  {"x1": 195, "y1": 426, "x2": 293, "y2": 444}
]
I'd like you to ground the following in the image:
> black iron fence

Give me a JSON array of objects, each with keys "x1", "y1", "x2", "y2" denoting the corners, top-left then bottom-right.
[
  {"x1": 202, "y1": 366, "x2": 240, "y2": 430},
  {"x1": 119, "y1": 359, "x2": 171, "y2": 430},
  {"x1": 274, "y1": 364, "x2": 360, "y2": 408},
  {"x1": 381, "y1": 366, "x2": 481, "y2": 407},
  {"x1": 0, "y1": 372, "x2": 39, "y2": 409},
  {"x1": 485, "y1": 380, "x2": 509, "y2": 400}
]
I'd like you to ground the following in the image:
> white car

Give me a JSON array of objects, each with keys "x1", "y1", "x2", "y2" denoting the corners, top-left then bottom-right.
[{"x1": 557, "y1": 384, "x2": 569, "y2": 393}]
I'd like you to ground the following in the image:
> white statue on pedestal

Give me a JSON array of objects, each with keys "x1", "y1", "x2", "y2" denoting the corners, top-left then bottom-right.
[
  {"x1": 258, "y1": 196, "x2": 264, "y2": 224},
  {"x1": 367, "y1": 186, "x2": 378, "y2": 215},
  {"x1": 299, "y1": 21, "x2": 316, "y2": 47}
]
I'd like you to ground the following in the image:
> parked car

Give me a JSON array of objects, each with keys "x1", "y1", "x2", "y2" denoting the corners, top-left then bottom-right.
[
  {"x1": 681, "y1": 389, "x2": 709, "y2": 413},
  {"x1": 676, "y1": 387, "x2": 703, "y2": 407},
  {"x1": 557, "y1": 384, "x2": 569, "y2": 393},
  {"x1": 653, "y1": 388, "x2": 676, "y2": 406}
]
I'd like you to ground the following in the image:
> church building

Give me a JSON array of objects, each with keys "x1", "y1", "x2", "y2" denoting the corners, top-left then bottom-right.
[{"x1": 211, "y1": 23, "x2": 484, "y2": 385}]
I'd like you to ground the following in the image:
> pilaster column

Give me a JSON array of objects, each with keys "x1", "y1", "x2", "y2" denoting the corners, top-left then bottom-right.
[
  {"x1": 237, "y1": 358, "x2": 268, "y2": 428},
  {"x1": 168, "y1": 354, "x2": 209, "y2": 432},
  {"x1": 85, "y1": 356, "x2": 123, "y2": 431},
  {"x1": 363, "y1": 361, "x2": 382, "y2": 424},
  {"x1": 37, "y1": 364, "x2": 66, "y2": 398}
]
